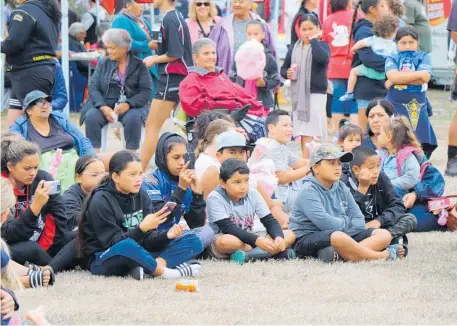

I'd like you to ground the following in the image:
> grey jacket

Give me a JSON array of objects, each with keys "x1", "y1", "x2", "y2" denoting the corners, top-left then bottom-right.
[
  {"x1": 289, "y1": 176, "x2": 366, "y2": 238},
  {"x1": 80, "y1": 53, "x2": 152, "y2": 124},
  {"x1": 229, "y1": 46, "x2": 280, "y2": 109}
]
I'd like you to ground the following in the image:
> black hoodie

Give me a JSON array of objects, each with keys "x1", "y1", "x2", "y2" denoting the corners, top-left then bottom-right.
[
  {"x1": 1, "y1": 0, "x2": 59, "y2": 71},
  {"x1": 340, "y1": 170, "x2": 406, "y2": 227},
  {"x1": 143, "y1": 133, "x2": 206, "y2": 230},
  {"x1": 81, "y1": 179, "x2": 170, "y2": 263},
  {"x1": 230, "y1": 46, "x2": 281, "y2": 109},
  {"x1": 62, "y1": 184, "x2": 86, "y2": 231},
  {"x1": 1, "y1": 170, "x2": 69, "y2": 256},
  {"x1": 351, "y1": 19, "x2": 387, "y2": 101}
]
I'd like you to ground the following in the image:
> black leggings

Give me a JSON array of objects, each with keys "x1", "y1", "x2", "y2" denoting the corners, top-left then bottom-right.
[
  {"x1": 49, "y1": 238, "x2": 81, "y2": 273},
  {"x1": 9, "y1": 241, "x2": 52, "y2": 266}
]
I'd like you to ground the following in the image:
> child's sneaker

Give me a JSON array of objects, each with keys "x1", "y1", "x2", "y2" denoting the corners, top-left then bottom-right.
[
  {"x1": 130, "y1": 266, "x2": 144, "y2": 280},
  {"x1": 339, "y1": 92, "x2": 354, "y2": 102},
  {"x1": 230, "y1": 250, "x2": 248, "y2": 265}
]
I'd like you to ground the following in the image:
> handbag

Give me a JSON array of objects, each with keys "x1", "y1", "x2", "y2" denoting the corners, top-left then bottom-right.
[{"x1": 427, "y1": 195, "x2": 457, "y2": 232}]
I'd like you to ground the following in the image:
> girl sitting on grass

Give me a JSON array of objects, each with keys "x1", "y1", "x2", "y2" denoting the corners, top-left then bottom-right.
[{"x1": 78, "y1": 150, "x2": 204, "y2": 280}]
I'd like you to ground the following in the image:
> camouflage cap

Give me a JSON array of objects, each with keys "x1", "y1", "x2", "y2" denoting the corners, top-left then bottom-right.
[{"x1": 309, "y1": 144, "x2": 354, "y2": 167}]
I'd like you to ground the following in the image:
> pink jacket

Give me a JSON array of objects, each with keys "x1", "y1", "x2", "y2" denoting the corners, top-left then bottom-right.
[{"x1": 186, "y1": 16, "x2": 221, "y2": 44}]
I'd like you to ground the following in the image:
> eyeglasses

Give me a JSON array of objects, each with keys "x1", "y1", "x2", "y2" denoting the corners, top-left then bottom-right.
[
  {"x1": 82, "y1": 172, "x2": 108, "y2": 178},
  {"x1": 34, "y1": 100, "x2": 51, "y2": 108},
  {"x1": 196, "y1": 2, "x2": 210, "y2": 6}
]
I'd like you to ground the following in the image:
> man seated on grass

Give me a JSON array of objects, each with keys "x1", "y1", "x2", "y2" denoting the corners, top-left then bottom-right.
[
  {"x1": 201, "y1": 130, "x2": 289, "y2": 227},
  {"x1": 262, "y1": 110, "x2": 309, "y2": 213},
  {"x1": 289, "y1": 145, "x2": 407, "y2": 263},
  {"x1": 206, "y1": 159, "x2": 296, "y2": 264},
  {"x1": 341, "y1": 146, "x2": 417, "y2": 244}
]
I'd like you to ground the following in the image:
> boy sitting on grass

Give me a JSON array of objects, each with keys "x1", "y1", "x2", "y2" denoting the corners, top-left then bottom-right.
[
  {"x1": 202, "y1": 130, "x2": 289, "y2": 227},
  {"x1": 341, "y1": 146, "x2": 416, "y2": 244},
  {"x1": 290, "y1": 145, "x2": 407, "y2": 263},
  {"x1": 262, "y1": 110, "x2": 310, "y2": 213},
  {"x1": 206, "y1": 159, "x2": 296, "y2": 264}
]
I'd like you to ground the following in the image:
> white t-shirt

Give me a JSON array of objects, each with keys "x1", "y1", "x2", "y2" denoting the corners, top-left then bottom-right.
[{"x1": 195, "y1": 153, "x2": 221, "y2": 182}]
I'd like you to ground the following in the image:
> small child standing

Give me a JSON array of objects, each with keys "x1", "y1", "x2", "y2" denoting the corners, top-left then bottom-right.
[
  {"x1": 340, "y1": 14, "x2": 399, "y2": 102},
  {"x1": 281, "y1": 14, "x2": 330, "y2": 158},
  {"x1": 230, "y1": 20, "x2": 281, "y2": 113},
  {"x1": 206, "y1": 159, "x2": 296, "y2": 264},
  {"x1": 385, "y1": 26, "x2": 437, "y2": 158}
]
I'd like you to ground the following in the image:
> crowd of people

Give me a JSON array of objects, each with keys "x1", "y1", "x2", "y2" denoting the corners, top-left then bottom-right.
[{"x1": 1, "y1": 0, "x2": 457, "y2": 323}]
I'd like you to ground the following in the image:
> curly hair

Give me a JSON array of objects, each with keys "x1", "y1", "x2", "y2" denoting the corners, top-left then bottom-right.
[
  {"x1": 373, "y1": 14, "x2": 399, "y2": 39},
  {"x1": 386, "y1": 0, "x2": 405, "y2": 18},
  {"x1": 382, "y1": 115, "x2": 422, "y2": 152}
]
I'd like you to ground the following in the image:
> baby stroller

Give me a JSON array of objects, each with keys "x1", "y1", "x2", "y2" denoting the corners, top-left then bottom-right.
[{"x1": 184, "y1": 105, "x2": 267, "y2": 165}]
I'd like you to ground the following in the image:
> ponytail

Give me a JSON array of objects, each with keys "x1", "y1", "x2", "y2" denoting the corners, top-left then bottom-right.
[
  {"x1": 1, "y1": 138, "x2": 40, "y2": 173},
  {"x1": 347, "y1": 0, "x2": 362, "y2": 57},
  {"x1": 76, "y1": 150, "x2": 141, "y2": 258}
]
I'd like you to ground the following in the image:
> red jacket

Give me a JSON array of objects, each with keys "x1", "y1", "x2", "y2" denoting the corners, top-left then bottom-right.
[
  {"x1": 321, "y1": 10, "x2": 355, "y2": 80},
  {"x1": 179, "y1": 68, "x2": 265, "y2": 118}
]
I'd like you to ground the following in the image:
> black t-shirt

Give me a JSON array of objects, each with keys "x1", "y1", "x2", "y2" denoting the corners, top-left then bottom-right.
[
  {"x1": 27, "y1": 118, "x2": 75, "y2": 153},
  {"x1": 157, "y1": 9, "x2": 193, "y2": 76}
]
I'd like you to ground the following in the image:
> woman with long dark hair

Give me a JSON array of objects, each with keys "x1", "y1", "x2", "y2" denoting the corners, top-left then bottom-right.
[
  {"x1": 1, "y1": 0, "x2": 61, "y2": 126},
  {"x1": 78, "y1": 150, "x2": 204, "y2": 280}
]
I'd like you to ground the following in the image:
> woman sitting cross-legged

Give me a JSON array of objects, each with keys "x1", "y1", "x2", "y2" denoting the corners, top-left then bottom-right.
[
  {"x1": 78, "y1": 150, "x2": 204, "y2": 280},
  {"x1": 206, "y1": 159, "x2": 296, "y2": 265},
  {"x1": 81, "y1": 28, "x2": 153, "y2": 153},
  {"x1": 1, "y1": 139, "x2": 69, "y2": 282},
  {"x1": 142, "y1": 133, "x2": 215, "y2": 250},
  {"x1": 10, "y1": 91, "x2": 95, "y2": 193}
]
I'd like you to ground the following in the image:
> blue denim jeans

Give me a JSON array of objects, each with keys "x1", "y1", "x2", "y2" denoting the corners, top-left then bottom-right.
[
  {"x1": 90, "y1": 233, "x2": 204, "y2": 276},
  {"x1": 330, "y1": 79, "x2": 358, "y2": 115},
  {"x1": 409, "y1": 203, "x2": 447, "y2": 232}
]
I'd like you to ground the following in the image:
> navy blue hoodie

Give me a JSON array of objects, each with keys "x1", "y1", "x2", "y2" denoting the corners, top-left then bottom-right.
[
  {"x1": 351, "y1": 19, "x2": 387, "y2": 101},
  {"x1": 1, "y1": 0, "x2": 59, "y2": 71}
]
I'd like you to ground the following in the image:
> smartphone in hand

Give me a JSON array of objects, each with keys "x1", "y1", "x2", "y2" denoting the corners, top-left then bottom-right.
[{"x1": 163, "y1": 201, "x2": 177, "y2": 213}]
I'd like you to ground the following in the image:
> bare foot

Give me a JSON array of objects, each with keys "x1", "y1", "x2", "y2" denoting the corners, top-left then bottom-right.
[
  {"x1": 114, "y1": 127, "x2": 121, "y2": 140},
  {"x1": 25, "y1": 306, "x2": 50, "y2": 325},
  {"x1": 396, "y1": 245, "x2": 406, "y2": 259}
]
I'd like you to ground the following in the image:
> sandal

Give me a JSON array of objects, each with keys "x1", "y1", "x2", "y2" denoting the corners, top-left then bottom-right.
[
  {"x1": 27, "y1": 269, "x2": 55, "y2": 288},
  {"x1": 24, "y1": 261, "x2": 41, "y2": 272},
  {"x1": 386, "y1": 243, "x2": 408, "y2": 261}
]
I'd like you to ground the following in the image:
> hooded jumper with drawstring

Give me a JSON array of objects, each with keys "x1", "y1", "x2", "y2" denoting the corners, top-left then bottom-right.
[
  {"x1": 340, "y1": 170, "x2": 417, "y2": 238},
  {"x1": 142, "y1": 133, "x2": 215, "y2": 248},
  {"x1": 142, "y1": 132, "x2": 206, "y2": 231},
  {"x1": 1, "y1": 170, "x2": 69, "y2": 262},
  {"x1": 81, "y1": 178, "x2": 204, "y2": 274}
]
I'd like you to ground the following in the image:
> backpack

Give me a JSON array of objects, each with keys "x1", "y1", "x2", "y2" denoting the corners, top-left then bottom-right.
[
  {"x1": 396, "y1": 146, "x2": 445, "y2": 201},
  {"x1": 237, "y1": 115, "x2": 267, "y2": 146}
]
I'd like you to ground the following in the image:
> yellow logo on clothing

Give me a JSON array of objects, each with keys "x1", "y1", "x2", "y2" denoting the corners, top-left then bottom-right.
[
  {"x1": 402, "y1": 98, "x2": 424, "y2": 131},
  {"x1": 13, "y1": 14, "x2": 23, "y2": 22}
]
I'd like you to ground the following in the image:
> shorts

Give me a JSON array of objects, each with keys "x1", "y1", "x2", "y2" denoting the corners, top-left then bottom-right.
[
  {"x1": 356, "y1": 65, "x2": 386, "y2": 80},
  {"x1": 356, "y1": 99, "x2": 371, "y2": 110},
  {"x1": 330, "y1": 79, "x2": 358, "y2": 115},
  {"x1": 294, "y1": 228, "x2": 375, "y2": 258},
  {"x1": 208, "y1": 230, "x2": 268, "y2": 260},
  {"x1": 154, "y1": 74, "x2": 185, "y2": 103},
  {"x1": 8, "y1": 64, "x2": 56, "y2": 110}
]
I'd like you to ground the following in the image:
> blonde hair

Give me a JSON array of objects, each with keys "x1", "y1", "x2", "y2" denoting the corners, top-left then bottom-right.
[
  {"x1": 189, "y1": 0, "x2": 218, "y2": 21},
  {"x1": 383, "y1": 116, "x2": 422, "y2": 152},
  {"x1": 197, "y1": 119, "x2": 234, "y2": 156},
  {"x1": 1, "y1": 179, "x2": 22, "y2": 290}
]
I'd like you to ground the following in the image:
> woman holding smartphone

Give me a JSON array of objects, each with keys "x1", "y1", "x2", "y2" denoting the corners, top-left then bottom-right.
[
  {"x1": 1, "y1": 138, "x2": 70, "y2": 266},
  {"x1": 78, "y1": 150, "x2": 204, "y2": 280},
  {"x1": 142, "y1": 133, "x2": 214, "y2": 250}
]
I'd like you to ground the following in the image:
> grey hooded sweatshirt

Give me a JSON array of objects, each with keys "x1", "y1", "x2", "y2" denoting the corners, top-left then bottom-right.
[{"x1": 289, "y1": 176, "x2": 366, "y2": 239}]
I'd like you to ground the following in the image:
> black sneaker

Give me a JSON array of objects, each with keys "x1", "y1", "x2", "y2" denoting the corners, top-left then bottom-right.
[
  {"x1": 445, "y1": 157, "x2": 457, "y2": 177},
  {"x1": 130, "y1": 266, "x2": 144, "y2": 281},
  {"x1": 317, "y1": 246, "x2": 340, "y2": 263}
]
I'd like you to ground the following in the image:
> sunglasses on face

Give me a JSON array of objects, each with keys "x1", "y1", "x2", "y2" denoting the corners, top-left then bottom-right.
[{"x1": 196, "y1": 2, "x2": 210, "y2": 7}]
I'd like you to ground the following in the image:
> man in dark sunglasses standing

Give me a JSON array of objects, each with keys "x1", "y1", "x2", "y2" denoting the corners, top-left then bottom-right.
[{"x1": 141, "y1": 0, "x2": 193, "y2": 170}]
